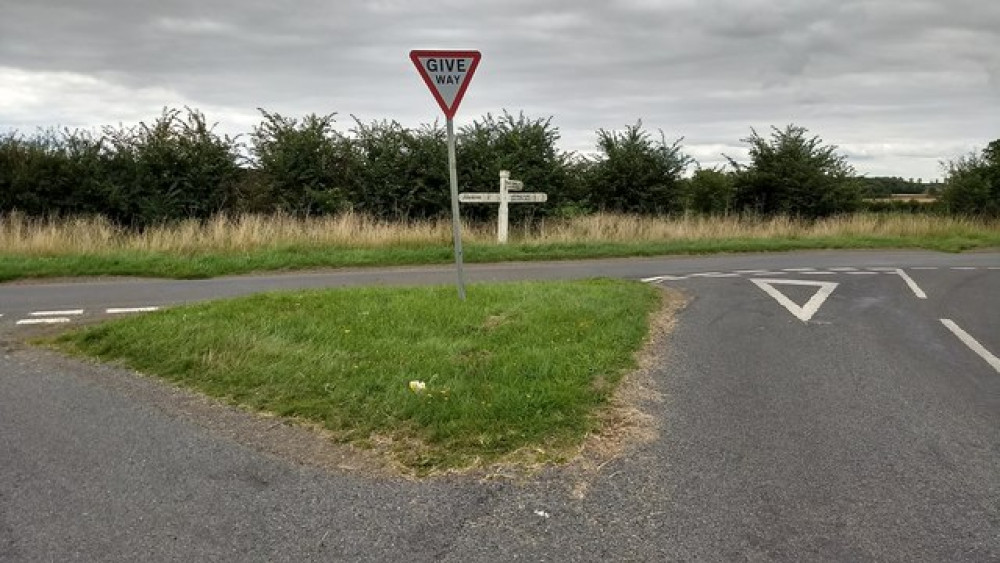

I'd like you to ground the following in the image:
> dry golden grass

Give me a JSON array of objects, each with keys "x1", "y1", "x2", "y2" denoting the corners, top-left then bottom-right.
[{"x1": 1, "y1": 211, "x2": 997, "y2": 256}]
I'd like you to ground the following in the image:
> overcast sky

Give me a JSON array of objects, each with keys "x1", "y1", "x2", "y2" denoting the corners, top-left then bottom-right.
[{"x1": 2, "y1": 0, "x2": 998, "y2": 180}]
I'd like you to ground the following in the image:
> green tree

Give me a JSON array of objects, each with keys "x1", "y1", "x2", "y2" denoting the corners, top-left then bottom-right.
[
  {"x1": 0, "y1": 128, "x2": 110, "y2": 217},
  {"x1": 250, "y1": 110, "x2": 352, "y2": 215},
  {"x1": 458, "y1": 111, "x2": 574, "y2": 220},
  {"x1": 683, "y1": 167, "x2": 735, "y2": 215},
  {"x1": 728, "y1": 125, "x2": 861, "y2": 218},
  {"x1": 585, "y1": 122, "x2": 691, "y2": 214},
  {"x1": 101, "y1": 107, "x2": 242, "y2": 226},
  {"x1": 348, "y1": 119, "x2": 449, "y2": 219},
  {"x1": 940, "y1": 139, "x2": 1000, "y2": 216}
]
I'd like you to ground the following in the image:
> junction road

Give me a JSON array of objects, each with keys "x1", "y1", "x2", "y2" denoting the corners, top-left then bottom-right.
[{"x1": 2, "y1": 250, "x2": 998, "y2": 561}]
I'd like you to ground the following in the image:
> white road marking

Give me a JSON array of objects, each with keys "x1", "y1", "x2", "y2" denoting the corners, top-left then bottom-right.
[
  {"x1": 846, "y1": 271, "x2": 878, "y2": 275},
  {"x1": 941, "y1": 319, "x2": 1000, "y2": 374},
  {"x1": 782, "y1": 268, "x2": 816, "y2": 272},
  {"x1": 750, "y1": 278, "x2": 838, "y2": 322},
  {"x1": 894, "y1": 268, "x2": 927, "y2": 299},
  {"x1": 641, "y1": 275, "x2": 684, "y2": 283},
  {"x1": 753, "y1": 271, "x2": 788, "y2": 276},
  {"x1": 866, "y1": 267, "x2": 897, "y2": 271},
  {"x1": 951, "y1": 267, "x2": 977, "y2": 270},
  {"x1": 30, "y1": 309, "x2": 83, "y2": 316},
  {"x1": 106, "y1": 307, "x2": 160, "y2": 314},
  {"x1": 989, "y1": 267, "x2": 1000, "y2": 270},
  {"x1": 735, "y1": 269, "x2": 769, "y2": 274},
  {"x1": 828, "y1": 267, "x2": 858, "y2": 271},
  {"x1": 801, "y1": 271, "x2": 837, "y2": 275},
  {"x1": 912, "y1": 267, "x2": 939, "y2": 270},
  {"x1": 17, "y1": 318, "x2": 71, "y2": 325}
]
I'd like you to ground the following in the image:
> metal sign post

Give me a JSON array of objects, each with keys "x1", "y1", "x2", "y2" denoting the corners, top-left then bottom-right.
[
  {"x1": 410, "y1": 49, "x2": 482, "y2": 300},
  {"x1": 445, "y1": 118, "x2": 466, "y2": 300}
]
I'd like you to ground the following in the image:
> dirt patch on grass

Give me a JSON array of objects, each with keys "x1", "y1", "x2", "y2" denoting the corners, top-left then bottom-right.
[{"x1": 565, "y1": 287, "x2": 686, "y2": 497}]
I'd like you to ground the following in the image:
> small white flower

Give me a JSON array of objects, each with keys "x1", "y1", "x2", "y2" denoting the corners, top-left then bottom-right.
[{"x1": 409, "y1": 380, "x2": 426, "y2": 393}]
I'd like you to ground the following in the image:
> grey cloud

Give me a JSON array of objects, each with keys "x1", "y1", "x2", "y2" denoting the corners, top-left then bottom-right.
[{"x1": 1, "y1": 0, "x2": 997, "y2": 179}]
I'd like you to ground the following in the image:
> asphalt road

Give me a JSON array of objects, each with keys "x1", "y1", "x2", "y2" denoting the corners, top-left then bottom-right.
[{"x1": 2, "y1": 250, "x2": 999, "y2": 561}]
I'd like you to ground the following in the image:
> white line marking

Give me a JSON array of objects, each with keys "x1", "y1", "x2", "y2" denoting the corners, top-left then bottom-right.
[
  {"x1": 866, "y1": 267, "x2": 897, "y2": 271},
  {"x1": 828, "y1": 267, "x2": 858, "y2": 271},
  {"x1": 735, "y1": 269, "x2": 769, "y2": 274},
  {"x1": 800, "y1": 271, "x2": 837, "y2": 275},
  {"x1": 912, "y1": 267, "x2": 939, "y2": 270},
  {"x1": 689, "y1": 272, "x2": 726, "y2": 277},
  {"x1": 846, "y1": 271, "x2": 878, "y2": 275},
  {"x1": 782, "y1": 268, "x2": 816, "y2": 272},
  {"x1": 106, "y1": 307, "x2": 160, "y2": 314},
  {"x1": 894, "y1": 268, "x2": 927, "y2": 299},
  {"x1": 940, "y1": 319, "x2": 1000, "y2": 374},
  {"x1": 17, "y1": 318, "x2": 71, "y2": 325},
  {"x1": 988, "y1": 267, "x2": 1000, "y2": 270},
  {"x1": 30, "y1": 309, "x2": 83, "y2": 316},
  {"x1": 641, "y1": 275, "x2": 685, "y2": 283},
  {"x1": 750, "y1": 278, "x2": 838, "y2": 322},
  {"x1": 752, "y1": 271, "x2": 788, "y2": 276},
  {"x1": 951, "y1": 267, "x2": 976, "y2": 270}
]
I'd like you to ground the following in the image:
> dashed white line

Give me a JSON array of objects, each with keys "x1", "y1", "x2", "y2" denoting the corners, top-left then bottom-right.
[
  {"x1": 106, "y1": 307, "x2": 160, "y2": 314},
  {"x1": 828, "y1": 267, "x2": 858, "y2": 272},
  {"x1": 734, "y1": 269, "x2": 769, "y2": 274},
  {"x1": 951, "y1": 267, "x2": 977, "y2": 270},
  {"x1": 894, "y1": 269, "x2": 927, "y2": 299},
  {"x1": 30, "y1": 309, "x2": 83, "y2": 316},
  {"x1": 989, "y1": 267, "x2": 1000, "y2": 270},
  {"x1": 912, "y1": 267, "x2": 939, "y2": 270},
  {"x1": 846, "y1": 271, "x2": 878, "y2": 275},
  {"x1": 941, "y1": 319, "x2": 1000, "y2": 374},
  {"x1": 640, "y1": 275, "x2": 684, "y2": 283},
  {"x1": 801, "y1": 271, "x2": 837, "y2": 275},
  {"x1": 866, "y1": 267, "x2": 897, "y2": 272},
  {"x1": 753, "y1": 271, "x2": 788, "y2": 276},
  {"x1": 17, "y1": 318, "x2": 71, "y2": 325},
  {"x1": 782, "y1": 268, "x2": 816, "y2": 272}
]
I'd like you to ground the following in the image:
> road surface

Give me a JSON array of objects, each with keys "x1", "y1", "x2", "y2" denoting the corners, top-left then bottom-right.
[{"x1": 2, "y1": 250, "x2": 998, "y2": 561}]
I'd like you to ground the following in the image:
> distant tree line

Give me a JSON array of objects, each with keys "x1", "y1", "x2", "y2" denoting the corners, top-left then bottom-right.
[{"x1": 1, "y1": 107, "x2": 996, "y2": 227}]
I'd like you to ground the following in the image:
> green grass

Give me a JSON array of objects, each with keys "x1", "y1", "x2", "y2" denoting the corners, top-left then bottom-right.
[
  {"x1": 52, "y1": 280, "x2": 663, "y2": 472},
  {"x1": 3, "y1": 232, "x2": 998, "y2": 282}
]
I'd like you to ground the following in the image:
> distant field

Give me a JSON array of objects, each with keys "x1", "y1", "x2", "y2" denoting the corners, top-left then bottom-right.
[
  {"x1": 866, "y1": 194, "x2": 938, "y2": 203},
  {"x1": 1, "y1": 212, "x2": 998, "y2": 281},
  {"x1": 52, "y1": 280, "x2": 664, "y2": 473}
]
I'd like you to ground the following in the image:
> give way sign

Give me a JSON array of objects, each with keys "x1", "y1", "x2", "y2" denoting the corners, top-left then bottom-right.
[{"x1": 409, "y1": 50, "x2": 481, "y2": 119}]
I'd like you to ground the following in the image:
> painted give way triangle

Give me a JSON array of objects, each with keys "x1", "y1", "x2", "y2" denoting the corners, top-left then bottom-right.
[{"x1": 749, "y1": 278, "x2": 838, "y2": 322}]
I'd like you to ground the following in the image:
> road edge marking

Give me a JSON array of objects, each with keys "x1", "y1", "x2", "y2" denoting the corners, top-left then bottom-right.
[{"x1": 940, "y1": 319, "x2": 1000, "y2": 374}]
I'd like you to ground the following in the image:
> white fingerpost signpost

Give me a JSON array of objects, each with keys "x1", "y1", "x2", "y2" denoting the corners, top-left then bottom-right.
[
  {"x1": 409, "y1": 49, "x2": 482, "y2": 301},
  {"x1": 459, "y1": 171, "x2": 547, "y2": 243}
]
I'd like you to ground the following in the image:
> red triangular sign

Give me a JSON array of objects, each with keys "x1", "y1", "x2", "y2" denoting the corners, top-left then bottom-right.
[{"x1": 409, "y1": 50, "x2": 481, "y2": 120}]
